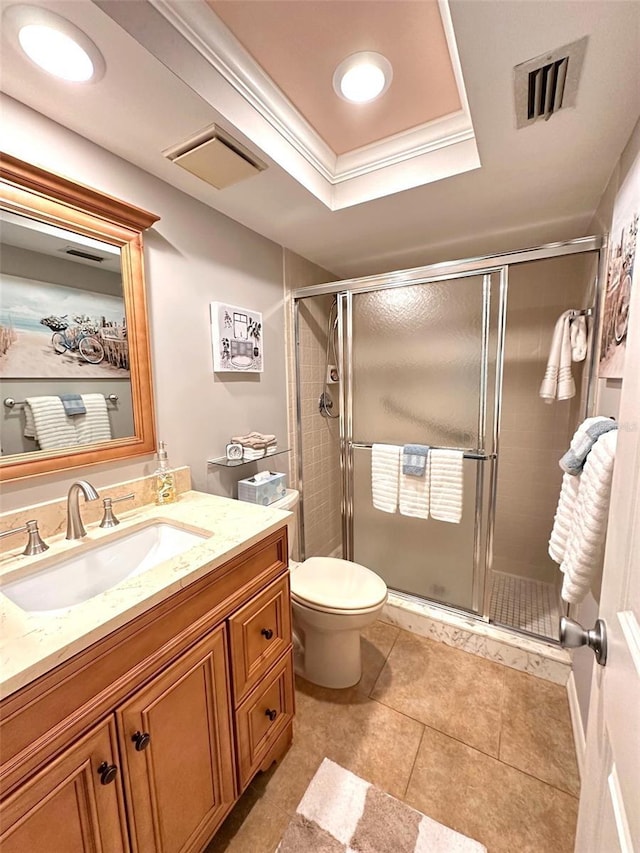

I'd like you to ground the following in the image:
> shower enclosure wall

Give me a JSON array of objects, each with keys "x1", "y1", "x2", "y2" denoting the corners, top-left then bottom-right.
[{"x1": 292, "y1": 238, "x2": 603, "y2": 642}]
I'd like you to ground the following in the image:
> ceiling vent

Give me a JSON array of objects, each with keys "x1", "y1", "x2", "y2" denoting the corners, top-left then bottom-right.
[
  {"x1": 514, "y1": 36, "x2": 588, "y2": 128},
  {"x1": 63, "y1": 247, "x2": 105, "y2": 263},
  {"x1": 163, "y1": 125, "x2": 267, "y2": 189}
]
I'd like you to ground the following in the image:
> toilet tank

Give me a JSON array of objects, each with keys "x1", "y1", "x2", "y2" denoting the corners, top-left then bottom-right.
[{"x1": 270, "y1": 489, "x2": 299, "y2": 559}]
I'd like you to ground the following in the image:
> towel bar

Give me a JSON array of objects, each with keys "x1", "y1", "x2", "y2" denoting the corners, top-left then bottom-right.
[
  {"x1": 4, "y1": 394, "x2": 119, "y2": 409},
  {"x1": 349, "y1": 442, "x2": 495, "y2": 461}
]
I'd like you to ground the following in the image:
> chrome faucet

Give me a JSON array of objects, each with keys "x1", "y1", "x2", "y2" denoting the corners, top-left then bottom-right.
[{"x1": 66, "y1": 480, "x2": 100, "y2": 540}]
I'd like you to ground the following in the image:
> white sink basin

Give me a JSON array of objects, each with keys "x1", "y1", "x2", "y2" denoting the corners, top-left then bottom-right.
[{"x1": 1, "y1": 522, "x2": 209, "y2": 614}]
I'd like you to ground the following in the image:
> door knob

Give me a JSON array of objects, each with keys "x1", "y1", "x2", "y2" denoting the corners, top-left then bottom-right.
[{"x1": 560, "y1": 616, "x2": 607, "y2": 665}]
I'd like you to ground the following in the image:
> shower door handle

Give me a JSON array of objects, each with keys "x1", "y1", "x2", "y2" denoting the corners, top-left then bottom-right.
[{"x1": 560, "y1": 616, "x2": 607, "y2": 665}]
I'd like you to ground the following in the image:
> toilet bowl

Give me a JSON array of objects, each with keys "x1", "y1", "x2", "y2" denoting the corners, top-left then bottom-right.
[
  {"x1": 268, "y1": 489, "x2": 388, "y2": 688},
  {"x1": 290, "y1": 557, "x2": 388, "y2": 689}
]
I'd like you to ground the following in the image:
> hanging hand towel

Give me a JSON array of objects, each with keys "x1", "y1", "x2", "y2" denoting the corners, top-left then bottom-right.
[
  {"x1": 400, "y1": 446, "x2": 430, "y2": 519},
  {"x1": 429, "y1": 449, "x2": 463, "y2": 523},
  {"x1": 58, "y1": 393, "x2": 87, "y2": 416},
  {"x1": 539, "y1": 310, "x2": 575, "y2": 403},
  {"x1": 371, "y1": 444, "x2": 401, "y2": 513},
  {"x1": 570, "y1": 315, "x2": 588, "y2": 362},
  {"x1": 560, "y1": 429, "x2": 617, "y2": 604}
]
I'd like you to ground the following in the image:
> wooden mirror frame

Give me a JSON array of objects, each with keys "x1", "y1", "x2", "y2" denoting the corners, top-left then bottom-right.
[{"x1": 0, "y1": 153, "x2": 159, "y2": 481}]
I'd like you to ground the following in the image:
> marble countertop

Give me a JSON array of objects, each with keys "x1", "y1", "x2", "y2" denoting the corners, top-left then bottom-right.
[{"x1": 0, "y1": 491, "x2": 291, "y2": 700}]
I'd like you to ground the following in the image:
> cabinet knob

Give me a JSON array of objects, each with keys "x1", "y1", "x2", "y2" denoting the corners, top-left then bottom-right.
[
  {"x1": 132, "y1": 731, "x2": 151, "y2": 751},
  {"x1": 261, "y1": 628, "x2": 274, "y2": 640},
  {"x1": 97, "y1": 761, "x2": 118, "y2": 785},
  {"x1": 265, "y1": 708, "x2": 277, "y2": 722}
]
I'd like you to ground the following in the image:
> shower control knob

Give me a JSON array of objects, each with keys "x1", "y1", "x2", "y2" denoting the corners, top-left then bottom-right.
[{"x1": 560, "y1": 616, "x2": 607, "y2": 666}]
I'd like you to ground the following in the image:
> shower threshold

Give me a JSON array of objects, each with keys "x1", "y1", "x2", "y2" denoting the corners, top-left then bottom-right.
[{"x1": 382, "y1": 589, "x2": 570, "y2": 685}]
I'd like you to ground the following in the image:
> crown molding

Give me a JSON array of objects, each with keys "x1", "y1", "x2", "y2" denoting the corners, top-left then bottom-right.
[{"x1": 150, "y1": 0, "x2": 477, "y2": 188}]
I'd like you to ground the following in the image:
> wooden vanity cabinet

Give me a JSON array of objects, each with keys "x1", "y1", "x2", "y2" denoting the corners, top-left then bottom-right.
[{"x1": 0, "y1": 526, "x2": 294, "y2": 853}]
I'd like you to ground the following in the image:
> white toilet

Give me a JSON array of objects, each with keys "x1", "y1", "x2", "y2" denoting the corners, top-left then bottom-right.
[{"x1": 270, "y1": 489, "x2": 388, "y2": 689}]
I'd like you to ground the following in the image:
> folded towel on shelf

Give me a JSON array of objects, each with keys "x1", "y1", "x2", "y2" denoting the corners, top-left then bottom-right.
[
  {"x1": 560, "y1": 416, "x2": 618, "y2": 475},
  {"x1": 24, "y1": 396, "x2": 77, "y2": 450},
  {"x1": 540, "y1": 310, "x2": 575, "y2": 403},
  {"x1": 570, "y1": 315, "x2": 588, "y2": 362},
  {"x1": 74, "y1": 394, "x2": 112, "y2": 446},
  {"x1": 429, "y1": 449, "x2": 463, "y2": 523},
  {"x1": 371, "y1": 444, "x2": 401, "y2": 514},
  {"x1": 400, "y1": 454, "x2": 430, "y2": 520},
  {"x1": 242, "y1": 445, "x2": 278, "y2": 460},
  {"x1": 58, "y1": 393, "x2": 87, "y2": 416},
  {"x1": 231, "y1": 431, "x2": 277, "y2": 449},
  {"x1": 552, "y1": 429, "x2": 618, "y2": 604},
  {"x1": 402, "y1": 444, "x2": 429, "y2": 477}
]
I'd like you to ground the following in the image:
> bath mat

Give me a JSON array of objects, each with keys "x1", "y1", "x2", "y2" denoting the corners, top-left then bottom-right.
[{"x1": 276, "y1": 758, "x2": 486, "y2": 852}]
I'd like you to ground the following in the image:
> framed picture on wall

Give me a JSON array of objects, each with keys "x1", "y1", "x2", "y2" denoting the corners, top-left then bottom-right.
[
  {"x1": 599, "y1": 151, "x2": 639, "y2": 379},
  {"x1": 0, "y1": 275, "x2": 129, "y2": 379},
  {"x1": 210, "y1": 302, "x2": 263, "y2": 373}
]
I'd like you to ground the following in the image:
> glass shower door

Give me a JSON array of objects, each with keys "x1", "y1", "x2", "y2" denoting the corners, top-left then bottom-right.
[{"x1": 345, "y1": 272, "x2": 504, "y2": 614}]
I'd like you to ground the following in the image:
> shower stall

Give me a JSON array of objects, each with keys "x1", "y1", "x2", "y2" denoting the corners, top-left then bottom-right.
[{"x1": 292, "y1": 238, "x2": 604, "y2": 642}]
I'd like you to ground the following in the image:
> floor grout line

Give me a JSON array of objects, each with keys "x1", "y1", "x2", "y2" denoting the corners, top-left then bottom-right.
[{"x1": 401, "y1": 724, "x2": 426, "y2": 800}]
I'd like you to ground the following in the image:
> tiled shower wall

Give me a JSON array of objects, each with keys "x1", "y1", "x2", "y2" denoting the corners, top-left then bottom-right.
[
  {"x1": 283, "y1": 251, "x2": 342, "y2": 560},
  {"x1": 293, "y1": 296, "x2": 343, "y2": 559},
  {"x1": 492, "y1": 253, "x2": 598, "y2": 586}
]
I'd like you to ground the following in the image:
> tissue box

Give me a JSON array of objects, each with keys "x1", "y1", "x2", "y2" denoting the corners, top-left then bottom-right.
[{"x1": 237, "y1": 472, "x2": 287, "y2": 506}]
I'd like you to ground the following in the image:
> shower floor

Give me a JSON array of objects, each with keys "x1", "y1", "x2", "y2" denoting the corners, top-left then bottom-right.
[{"x1": 488, "y1": 571, "x2": 560, "y2": 641}]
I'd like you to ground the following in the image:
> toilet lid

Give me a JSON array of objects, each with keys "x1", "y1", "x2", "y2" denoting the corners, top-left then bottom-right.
[{"x1": 290, "y1": 557, "x2": 387, "y2": 611}]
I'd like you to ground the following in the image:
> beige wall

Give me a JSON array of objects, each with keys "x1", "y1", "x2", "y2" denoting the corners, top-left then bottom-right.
[
  {"x1": 0, "y1": 95, "x2": 290, "y2": 511},
  {"x1": 493, "y1": 253, "x2": 596, "y2": 585},
  {"x1": 283, "y1": 250, "x2": 342, "y2": 560}
]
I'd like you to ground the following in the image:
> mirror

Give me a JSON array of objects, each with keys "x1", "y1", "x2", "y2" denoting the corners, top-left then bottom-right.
[{"x1": 0, "y1": 153, "x2": 159, "y2": 481}]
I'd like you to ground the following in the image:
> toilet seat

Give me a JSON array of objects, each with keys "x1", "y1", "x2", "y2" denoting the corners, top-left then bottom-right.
[{"x1": 290, "y1": 557, "x2": 387, "y2": 613}]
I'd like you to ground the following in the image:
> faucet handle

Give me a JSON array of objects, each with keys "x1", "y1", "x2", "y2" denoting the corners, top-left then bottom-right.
[
  {"x1": 100, "y1": 493, "x2": 135, "y2": 528},
  {"x1": 0, "y1": 520, "x2": 49, "y2": 556}
]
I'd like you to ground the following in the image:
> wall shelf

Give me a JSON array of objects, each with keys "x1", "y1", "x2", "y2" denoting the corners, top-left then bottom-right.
[{"x1": 208, "y1": 449, "x2": 290, "y2": 468}]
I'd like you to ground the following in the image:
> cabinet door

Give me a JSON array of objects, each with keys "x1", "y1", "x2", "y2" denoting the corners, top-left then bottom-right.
[
  {"x1": 229, "y1": 574, "x2": 292, "y2": 704},
  {"x1": 0, "y1": 718, "x2": 129, "y2": 853},
  {"x1": 116, "y1": 624, "x2": 235, "y2": 853}
]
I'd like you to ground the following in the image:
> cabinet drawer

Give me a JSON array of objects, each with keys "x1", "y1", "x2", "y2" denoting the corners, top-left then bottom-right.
[
  {"x1": 235, "y1": 653, "x2": 294, "y2": 791},
  {"x1": 229, "y1": 575, "x2": 292, "y2": 704}
]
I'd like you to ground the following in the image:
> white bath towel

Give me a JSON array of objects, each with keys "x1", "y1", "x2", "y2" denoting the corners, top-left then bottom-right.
[
  {"x1": 24, "y1": 396, "x2": 77, "y2": 450},
  {"x1": 371, "y1": 444, "x2": 401, "y2": 513},
  {"x1": 399, "y1": 455, "x2": 430, "y2": 519},
  {"x1": 539, "y1": 310, "x2": 575, "y2": 403},
  {"x1": 74, "y1": 393, "x2": 112, "y2": 446},
  {"x1": 550, "y1": 430, "x2": 617, "y2": 605},
  {"x1": 550, "y1": 417, "x2": 612, "y2": 560},
  {"x1": 429, "y1": 449, "x2": 463, "y2": 523}
]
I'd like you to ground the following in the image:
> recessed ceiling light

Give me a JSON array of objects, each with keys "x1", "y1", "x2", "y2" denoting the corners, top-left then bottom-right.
[
  {"x1": 3, "y1": 5, "x2": 105, "y2": 83},
  {"x1": 333, "y1": 52, "x2": 393, "y2": 104}
]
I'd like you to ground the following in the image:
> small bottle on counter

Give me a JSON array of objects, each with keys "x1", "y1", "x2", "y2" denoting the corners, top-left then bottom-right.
[{"x1": 154, "y1": 440, "x2": 177, "y2": 505}]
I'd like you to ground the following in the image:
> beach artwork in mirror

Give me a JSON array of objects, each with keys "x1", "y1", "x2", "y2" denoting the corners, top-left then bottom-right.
[{"x1": 0, "y1": 210, "x2": 135, "y2": 457}]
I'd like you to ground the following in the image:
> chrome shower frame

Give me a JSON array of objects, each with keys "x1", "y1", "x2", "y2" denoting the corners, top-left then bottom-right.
[{"x1": 291, "y1": 235, "x2": 605, "y2": 627}]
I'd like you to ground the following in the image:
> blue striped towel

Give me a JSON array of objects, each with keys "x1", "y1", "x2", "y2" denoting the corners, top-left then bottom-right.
[{"x1": 402, "y1": 444, "x2": 430, "y2": 477}]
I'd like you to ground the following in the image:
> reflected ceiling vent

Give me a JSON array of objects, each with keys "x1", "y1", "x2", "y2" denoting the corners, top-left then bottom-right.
[
  {"x1": 62, "y1": 247, "x2": 105, "y2": 263},
  {"x1": 514, "y1": 36, "x2": 587, "y2": 128},
  {"x1": 163, "y1": 125, "x2": 267, "y2": 189}
]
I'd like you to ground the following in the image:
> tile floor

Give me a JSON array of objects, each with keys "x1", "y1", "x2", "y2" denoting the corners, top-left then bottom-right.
[
  {"x1": 489, "y1": 571, "x2": 561, "y2": 640},
  {"x1": 206, "y1": 621, "x2": 580, "y2": 853}
]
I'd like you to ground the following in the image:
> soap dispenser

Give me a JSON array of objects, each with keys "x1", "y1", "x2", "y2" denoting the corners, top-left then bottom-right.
[{"x1": 154, "y1": 441, "x2": 177, "y2": 505}]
